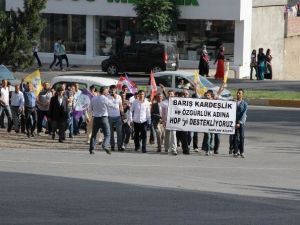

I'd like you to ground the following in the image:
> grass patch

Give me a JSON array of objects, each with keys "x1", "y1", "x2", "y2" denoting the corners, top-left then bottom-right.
[{"x1": 231, "y1": 89, "x2": 300, "y2": 100}]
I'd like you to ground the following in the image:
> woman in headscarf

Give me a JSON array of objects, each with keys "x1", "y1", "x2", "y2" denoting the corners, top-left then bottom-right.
[
  {"x1": 198, "y1": 45, "x2": 210, "y2": 77},
  {"x1": 257, "y1": 48, "x2": 266, "y2": 80}
]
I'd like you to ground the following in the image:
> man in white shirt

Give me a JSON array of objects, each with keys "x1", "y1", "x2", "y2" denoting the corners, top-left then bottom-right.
[
  {"x1": 130, "y1": 90, "x2": 151, "y2": 153},
  {"x1": 0, "y1": 80, "x2": 13, "y2": 132},
  {"x1": 89, "y1": 87, "x2": 118, "y2": 155},
  {"x1": 107, "y1": 85, "x2": 124, "y2": 151},
  {"x1": 10, "y1": 84, "x2": 25, "y2": 133}
]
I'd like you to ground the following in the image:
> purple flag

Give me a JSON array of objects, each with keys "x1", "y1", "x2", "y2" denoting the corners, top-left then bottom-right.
[{"x1": 72, "y1": 88, "x2": 93, "y2": 119}]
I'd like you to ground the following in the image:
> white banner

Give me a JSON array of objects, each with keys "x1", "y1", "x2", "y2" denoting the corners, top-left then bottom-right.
[{"x1": 166, "y1": 97, "x2": 237, "y2": 134}]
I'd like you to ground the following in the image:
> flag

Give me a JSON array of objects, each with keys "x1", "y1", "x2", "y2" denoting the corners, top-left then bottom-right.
[
  {"x1": 23, "y1": 70, "x2": 42, "y2": 96},
  {"x1": 149, "y1": 70, "x2": 157, "y2": 101},
  {"x1": 73, "y1": 89, "x2": 93, "y2": 119},
  {"x1": 194, "y1": 70, "x2": 207, "y2": 96},
  {"x1": 117, "y1": 73, "x2": 137, "y2": 94}
]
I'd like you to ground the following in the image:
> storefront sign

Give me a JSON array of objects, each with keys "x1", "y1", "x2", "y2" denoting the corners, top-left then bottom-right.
[
  {"x1": 107, "y1": 0, "x2": 199, "y2": 6},
  {"x1": 166, "y1": 98, "x2": 237, "y2": 134}
]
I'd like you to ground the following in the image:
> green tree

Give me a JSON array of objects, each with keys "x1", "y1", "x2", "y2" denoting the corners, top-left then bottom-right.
[
  {"x1": 133, "y1": 0, "x2": 180, "y2": 37},
  {"x1": 0, "y1": 0, "x2": 46, "y2": 69}
]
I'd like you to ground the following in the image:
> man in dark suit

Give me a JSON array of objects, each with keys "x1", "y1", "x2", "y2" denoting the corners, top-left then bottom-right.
[{"x1": 49, "y1": 86, "x2": 68, "y2": 143}]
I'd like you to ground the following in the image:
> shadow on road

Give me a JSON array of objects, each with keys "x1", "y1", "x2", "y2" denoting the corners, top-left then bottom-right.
[{"x1": 1, "y1": 171, "x2": 300, "y2": 225}]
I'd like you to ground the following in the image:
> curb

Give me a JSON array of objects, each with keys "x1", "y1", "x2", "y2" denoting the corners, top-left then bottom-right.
[{"x1": 248, "y1": 99, "x2": 300, "y2": 108}]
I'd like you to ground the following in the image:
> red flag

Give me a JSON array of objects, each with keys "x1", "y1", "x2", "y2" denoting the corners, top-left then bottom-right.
[
  {"x1": 150, "y1": 70, "x2": 157, "y2": 101},
  {"x1": 117, "y1": 74, "x2": 137, "y2": 94},
  {"x1": 117, "y1": 75, "x2": 125, "y2": 90}
]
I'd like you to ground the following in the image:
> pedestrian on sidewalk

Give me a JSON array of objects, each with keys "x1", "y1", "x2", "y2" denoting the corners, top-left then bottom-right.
[
  {"x1": 257, "y1": 48, "x2": 266, "y2": 80},
  {"x1": 49, "y1": 38, "x2": 63, "y2": 71},
  {"x1": 214, "y1": 46, "x2": 225, "y2": 80},
  {"x1": 198, "y1": 45, "x2": 210, "y2": 77},
  {"x1": 32, "y1": 41, "x2": 42, "y2": 68},
  {"x1": 250, "y1": 49, "x2": 257, "y2": 80},
  {"x1": 265, "y1": 49, "x2": 273, "y2": 80},
  {"x1": 55, "y1": 40, "x2": 69, "y2": 70}
]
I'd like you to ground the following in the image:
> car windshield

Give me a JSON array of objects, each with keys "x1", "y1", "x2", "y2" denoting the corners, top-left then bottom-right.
[
  {"x1": 187, "y1": 75, "x2": 215, "y2": 88},
  {"x1": 0, "y1": 65, "x2": 15, "y2": 80}
]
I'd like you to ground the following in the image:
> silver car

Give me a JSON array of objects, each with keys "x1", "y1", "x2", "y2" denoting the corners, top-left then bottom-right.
[{"x1": 154, "y1": 71, "x2": 232, "y2": 100}]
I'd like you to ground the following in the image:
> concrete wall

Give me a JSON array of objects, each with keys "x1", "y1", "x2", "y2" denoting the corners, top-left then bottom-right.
[
  {"x1": 252, "y1": 5, "x2": 286, "y2": 79},
  {"x1": 283, "y1": 36, "x2": 300, "y2": 80},
  {"x1": 6, "y1": 0, "x2": 244, "y2": 20},
  {"x1": 253, "y1": 0, "x2": 288, "y2": 7}
]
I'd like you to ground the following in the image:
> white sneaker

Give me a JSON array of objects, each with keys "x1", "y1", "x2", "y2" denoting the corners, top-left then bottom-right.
[
  {"x1": 240, "y1": 153, "x2": 245, "y2": 158},
  {"x1": 194, "y1": 148, "x2": 199, "y2": 152}
]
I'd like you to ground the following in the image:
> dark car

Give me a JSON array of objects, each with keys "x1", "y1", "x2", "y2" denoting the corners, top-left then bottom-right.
[{"x1": 101, "y1": 41, "x2": 179, "y2": 75}]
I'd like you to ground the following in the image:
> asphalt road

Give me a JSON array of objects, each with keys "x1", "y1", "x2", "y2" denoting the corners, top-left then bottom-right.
[
  {"x1": 14, "y1": 70, "x2": 300, "y2": 92},
  {"x1": 0, "y1": 106, "x2": 299, "y2": 224}
]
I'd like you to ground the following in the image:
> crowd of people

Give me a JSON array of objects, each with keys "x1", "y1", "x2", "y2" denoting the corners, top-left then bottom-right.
[
  {"x1": 0, "y1": 79, "x2": 248, "y2": 158},
  {"x1": 250, "y1": 48, "x2": 273, "y2": 80}
]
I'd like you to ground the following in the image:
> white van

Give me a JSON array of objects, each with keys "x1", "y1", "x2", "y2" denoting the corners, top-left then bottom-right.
[{"x1": 51, "y1": 75, "x2": 118, "y2": 91}]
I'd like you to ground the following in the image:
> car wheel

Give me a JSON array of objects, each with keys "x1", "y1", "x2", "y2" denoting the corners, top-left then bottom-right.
[
  {"x1": 151, "y1": 66, "x2": 162, "y2": 73},
  {"x1": 107, "y1": 64, "x2": 119, "y2": 75}
]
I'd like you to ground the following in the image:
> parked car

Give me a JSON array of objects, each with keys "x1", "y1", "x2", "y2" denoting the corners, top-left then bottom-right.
[
  {"x1": 153, "y1": 71, "x2": 233, "y2": 100},
  {"x1": 51, "y1": 75, "x2": 118, "y2": 91},
  {"x1": 101, "y1": 41, "x2": 179, "y2": 75},
  {"x1": 0, "y1": 65, "x2": 20, "y2": 86}
]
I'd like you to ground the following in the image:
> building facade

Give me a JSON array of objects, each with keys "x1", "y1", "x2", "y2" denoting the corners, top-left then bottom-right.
[{"x1": 6, "y1": 0, "x2": 300, "y2": 79}]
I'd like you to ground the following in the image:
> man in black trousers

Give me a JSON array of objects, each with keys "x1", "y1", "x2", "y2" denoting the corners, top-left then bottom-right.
[{"x1": 49, "y1": 86, "x2": 68, "y2": 143}]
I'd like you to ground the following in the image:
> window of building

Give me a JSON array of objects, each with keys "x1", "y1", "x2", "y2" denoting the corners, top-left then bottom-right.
[
  {"x1": 40, "y1": 14, "x2": 86, "y2": 54},
  {"x1": 175, "y1": 20, "x2": 235, "y2": 61}
]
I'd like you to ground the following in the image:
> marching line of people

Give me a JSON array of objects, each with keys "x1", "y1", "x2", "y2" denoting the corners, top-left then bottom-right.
[{"x1": 0, "y1": 79, "x2": 248, "y2": 158}]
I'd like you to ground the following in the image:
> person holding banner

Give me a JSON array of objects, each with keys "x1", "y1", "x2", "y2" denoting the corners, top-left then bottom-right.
[
  {"x1": 202, "y1": 83, "x2": 226, "y2": 155},
  {"x1": 151, "y1": 93, "x2": 165, "y2": 152},
  {"x1": 233, "y1": 89, "x2": 248, "y2": 158},
  {"x1": 161, "y1": 89, "x2": 178, "y2": 156},
  {"x1": 130, "y1": 90, "x2": 151, "y2": 153}
]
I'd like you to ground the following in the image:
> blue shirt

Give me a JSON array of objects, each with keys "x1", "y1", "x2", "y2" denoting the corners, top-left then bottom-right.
[{"x1": 24, "y1": 91, "x2": 36, "y2": 108}]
